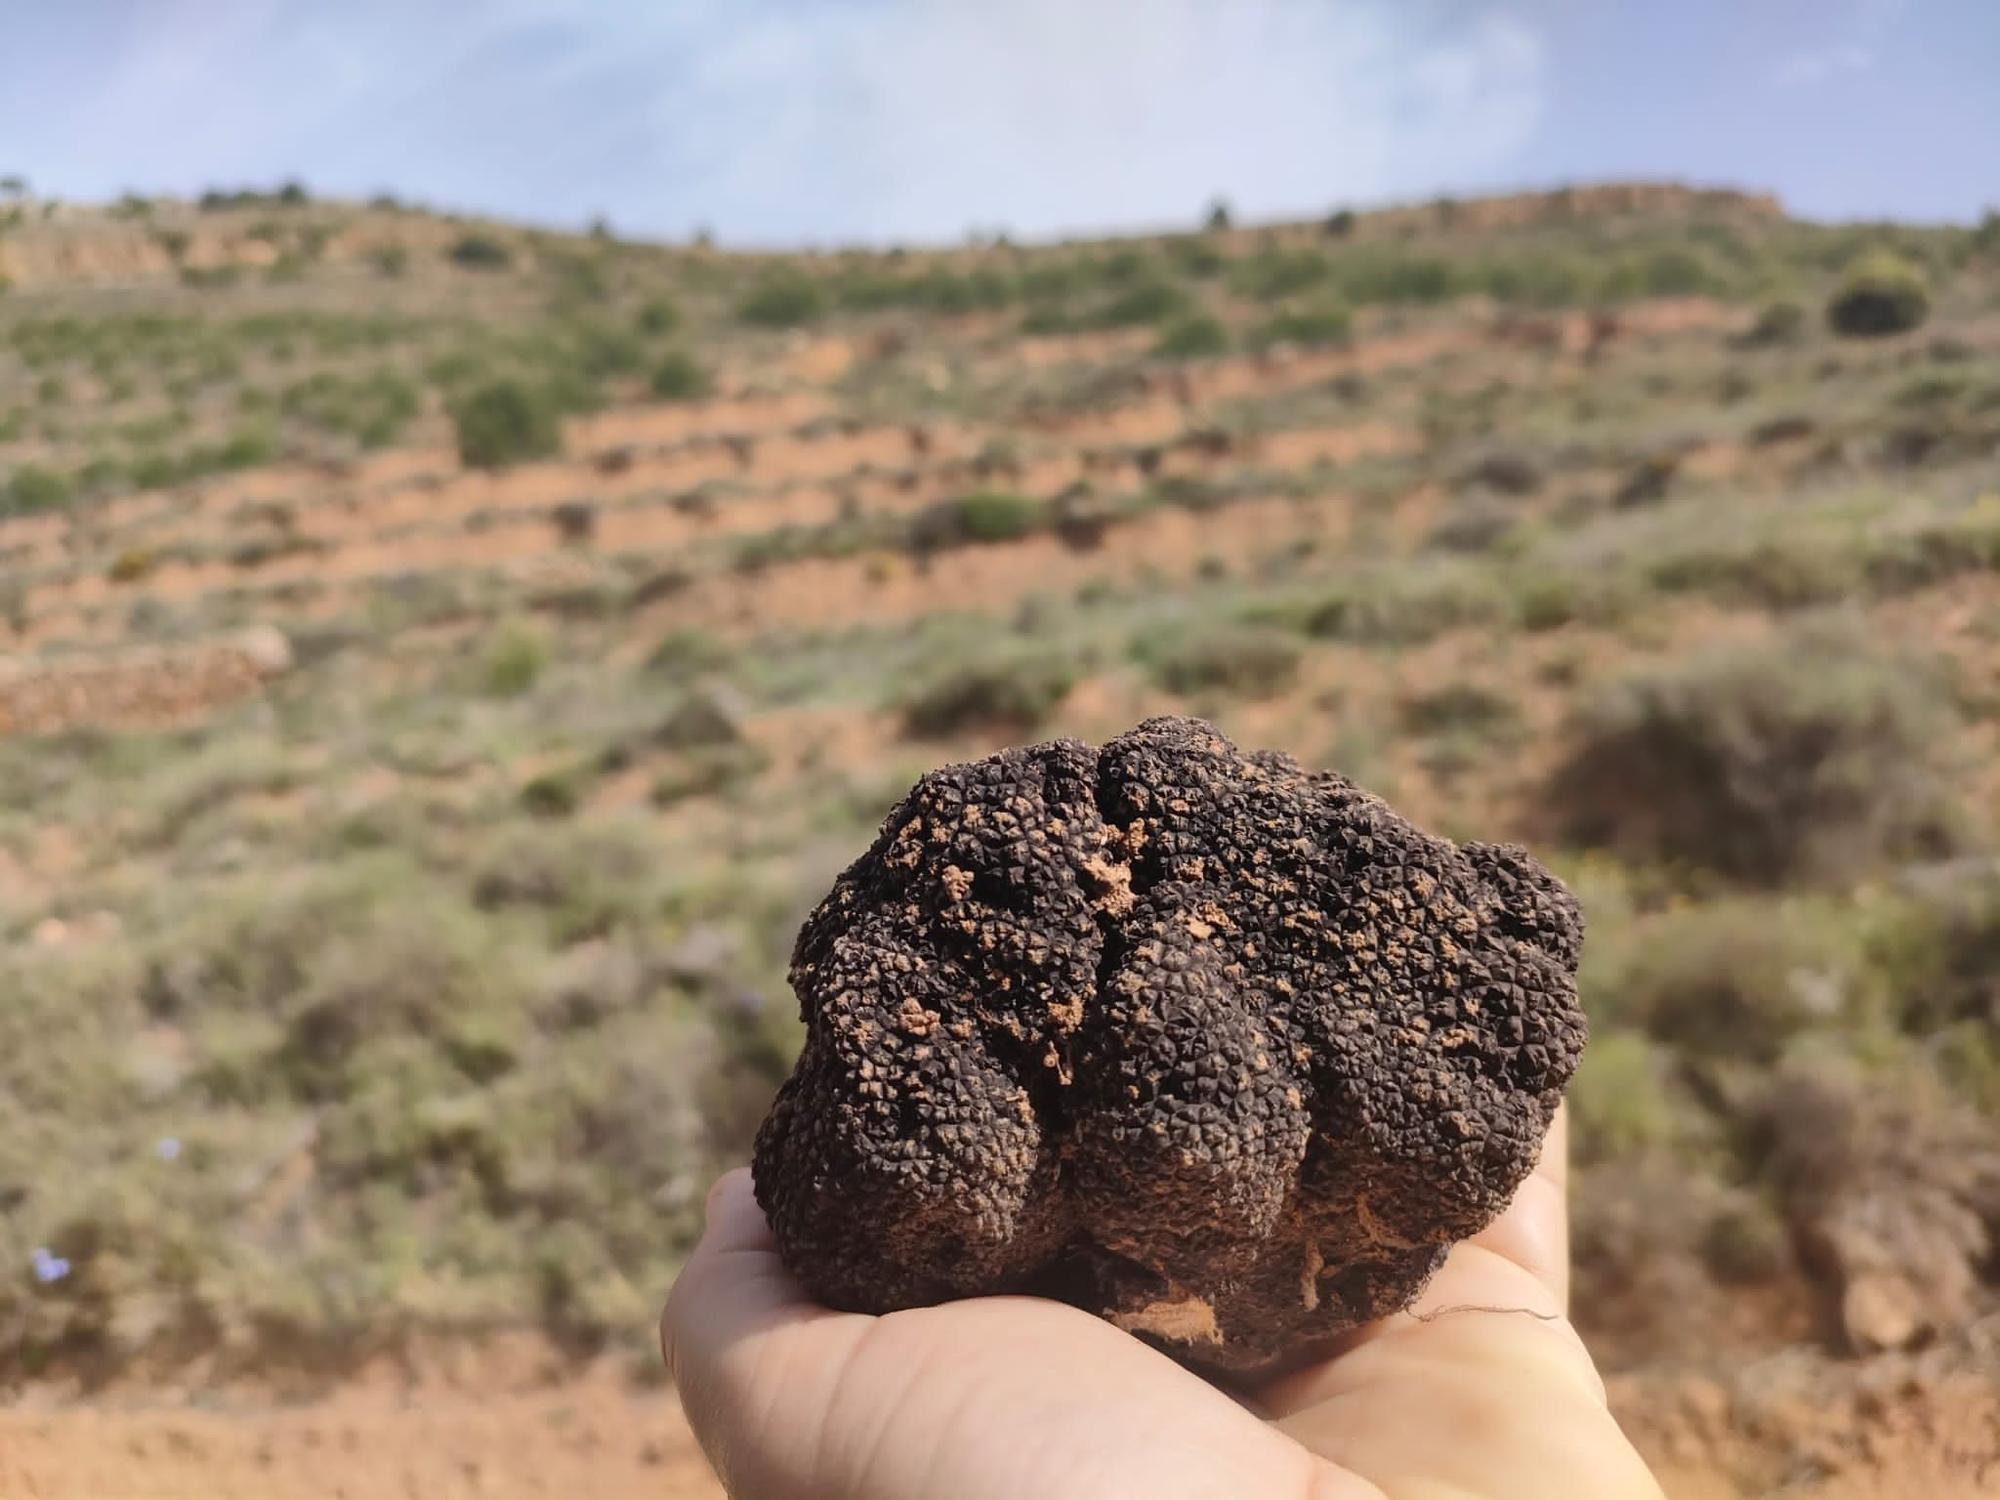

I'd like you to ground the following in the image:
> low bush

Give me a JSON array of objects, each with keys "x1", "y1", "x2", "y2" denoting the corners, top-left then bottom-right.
[
  {"x1": 1736, "y1": 300, "x2": 1807, "y2": 348},
  {"x1": 910, "y1": 491, "x2": 1043, "y2": 551},
  {"x1": 1459, "y1": 450, "x2": 1543, "y2": 497},
  {"x1": 637, "y1": 296, "x2": 681, "y2": 335},
  {"x1": 1302, "y1": 570, "x2": 1507, "y2": 646},
  {"x1": 1248, "y1": 301, "x2": 1352, "y2": 350},
  {"x1": 1153, "y1": 313, "x2": 1230, "y2": 359},
  {"x1": 1230, "y1": 248, "x2": 1331, "y2": 302},
  {"x1": 737, "y1": 271, "x2": 826, "y2": 328},
  {"x1": 1091, "y1": 278, "x2": 1192, "y2": 329},
  {"x1": 449, "y1": 233, "x2": 513, "y2": 270},
  {"x1": 480, "y1": 619, "x2": 551, "y2": 698},
  {"x1": 1550, "y1": 622, "x2": 1966, "y2": 884},
  {"x1": 1568, "y1": 1030, "x2": 1685, "y2": 1160},
  {"x1": 900, "y1": 654, "x2": 1076, "y2": 738},
  {"x1": 451, "y1": 379, "x2": 563, "y2": 469},
  {"x1": 1398, "y1": 681, "x2": 1519, "y2": 738},
  {"x1": 1143, "y1": 627, "x2": 1302, "y2": 700},
  {"x1": 649, "y1": 351, "x2": 711, "y2": 400},
  {"x1": 1826, "y1": 253, "x2": 1929, "y2": 338},
  {"x1": 3, "y1": 464, "x2": 72, "y2": 515},
  {"x1": 1585, "y1": 895, "x2": 1869, "y2": 1061}
]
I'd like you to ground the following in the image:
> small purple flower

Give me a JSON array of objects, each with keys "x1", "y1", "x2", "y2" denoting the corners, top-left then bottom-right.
[
  {"x1": 31, "y1": 1247, "x2": 71, "y2": 1285},
  {"x1": 156, "y1": 1137, "x2": 182, "y2": 1163}
]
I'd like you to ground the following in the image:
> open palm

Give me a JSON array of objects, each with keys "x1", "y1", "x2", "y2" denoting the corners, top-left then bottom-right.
[{"x1": 662, "y1": 1112, "x2": 1663, "y2": 1500}]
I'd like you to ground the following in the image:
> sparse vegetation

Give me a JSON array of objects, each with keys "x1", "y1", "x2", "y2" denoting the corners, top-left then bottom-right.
[{"x1": 1, "y1": 182, "x2": 1997, "y2": 1432}]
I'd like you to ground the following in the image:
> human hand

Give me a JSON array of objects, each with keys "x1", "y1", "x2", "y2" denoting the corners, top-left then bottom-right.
[{"x1": 661, "y1": 1110, "x2": 1664, "y2": 1500}]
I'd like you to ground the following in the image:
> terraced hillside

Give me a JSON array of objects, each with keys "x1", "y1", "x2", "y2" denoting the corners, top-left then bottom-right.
[{"x1": 4, "y1": 183, "x2": 2000, "y2": 1495}]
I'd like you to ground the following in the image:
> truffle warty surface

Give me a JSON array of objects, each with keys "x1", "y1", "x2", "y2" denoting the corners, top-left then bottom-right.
[{"x1": 754, "y1": 716, "x2": 1586, "y2": 1368}]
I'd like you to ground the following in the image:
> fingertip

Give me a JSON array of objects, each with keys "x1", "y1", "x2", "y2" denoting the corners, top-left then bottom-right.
[
  {"x1": 1538, "y1": 1103, "x2": 1570, "y2": 1192},
  {"x1": 706, "y1": 1166, "x2": 754, "y2": 1221},
  {"x1": 663, "y1": 1169, "x2": 771, "y2": 1372},
  {"x1": 698, "y1": 1167, "x2": 776, "y2": 1253}
]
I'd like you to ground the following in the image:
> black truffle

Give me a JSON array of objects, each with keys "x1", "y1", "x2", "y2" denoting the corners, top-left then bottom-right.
[{"x1": 753, "y1": 716, "x2": 1585, "y2": 1368}]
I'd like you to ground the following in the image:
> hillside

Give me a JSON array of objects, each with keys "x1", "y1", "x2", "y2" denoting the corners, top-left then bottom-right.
[{"x1": 3, "y1": 181, "x2": 1999, "y2": 1496}]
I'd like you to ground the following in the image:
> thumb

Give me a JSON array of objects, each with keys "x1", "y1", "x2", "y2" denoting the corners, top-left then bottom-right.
[{"x1": 1256, "y1": 1112, "x2": 1666, "y2": 1500}]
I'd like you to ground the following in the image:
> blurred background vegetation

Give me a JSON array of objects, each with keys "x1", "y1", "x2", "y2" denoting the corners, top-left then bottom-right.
[{"x1": 2, "y1": 179, "x2": 1998, "y2": 1394}]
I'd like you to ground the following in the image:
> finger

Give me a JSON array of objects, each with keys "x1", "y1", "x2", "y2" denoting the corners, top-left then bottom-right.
[
  {"x1": 1450, "y1": 1102, "x2": 1569, "y2": 1312},
  {"x1": 663, "y1": 1171, "x2": 1354, "y2": 1500}
]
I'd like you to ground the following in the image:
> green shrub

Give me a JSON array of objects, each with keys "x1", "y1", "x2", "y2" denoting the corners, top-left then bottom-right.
[
  {"x1": 737, "y1": 271, "x2": 826, "y2": 328},
  {"x1": 282, "y1": 369, "x2": 420, "y2": 448},
  {"x1": 1249, "y1": 302, "x2": 1352, "y2": 350},
  {"x1": 911, "y1": 491, "x2": 1043, "y2": 551},
  {"x1": 1230, "y1": 247, "x2": 1330, "y2": 302},
  {"x1": 1092, "y1": 278, "x2": 1193, "y2": 329},
  {"x1": 449, "y1": 233, "x2": 513, "y2": 271},
  {"x1": 1153, "y1": 313, "x2": 1230, "y2": 359},
  {"x1": 520, "y1": 769, "x2": 585, "y2": 819},
  {"x1": 1551, "y1": 623, "x2": 1966, "y2": 884},
  {"x1": 653, "y1": 689, "x2": 745, "y2": 751},
  {"x1": 838, "y1": 266, "x2": 1017, "y2": 315},
  {"x1": 644, "y1": 627, "x2": 730, "y2": 677},
  {"x1": 1399, "y1": 681, "x2": 1519, "y2": 738},
  {"x1": 1330, "y1": 248, "x2": 1458, "y2": 306},
  {"x1": 1168, "y1": 238, "x2": 1227, "y2": 279},
  {"x1": 650, "y1": 746, "x2": 768, "y2": 806},
  {"x1": 1587, "y1": 896, "x2": 1869, "y2": 1061},
  {"x1": 649, "y1": 351, "x2": 711, "y2": 400},
  {"x1": 1861, "y1": 875, "x2": 2000, "y2": 1049},
  {"x1": 637, "y1": 296, "x2": 681, "y2": 335},
  {"x1": 480, "y1": 620, "x2": 551, "y2": 698},
  {"x1": 451, "y1": 379, "x2": 563, "y2": 469},
  {"x1": 1826, "y1": 253, "x2": 1929, "y2": 338},
  {"x1": 1144, "y1": 627, "x2": 1302, "y2": 700},
  {"x1": 560, "y1": 321, "x2": 645, "y2": 381},
  {"x1": 901, "y1": 655, "x2": 1076, "y2": 738},
  {"x1": 1646, "y1": 538, "x2": 1857, "y2": 610},
  {"x1": 1569, "y1": 1031, "x2": 1684, "y2": 1160},
  {"x1": 1894, "y1": 369, "x2": 1971, "y2": 409},
  {"x1": 1737, "y1": 300, "x2": 1807, "y2": 348},
  {"x1": 1303, "y1": 570, "x2": 1505, "y2": 645},
  {"x1": 3, "y1": 464, "x2": 72, "y2": 515}
]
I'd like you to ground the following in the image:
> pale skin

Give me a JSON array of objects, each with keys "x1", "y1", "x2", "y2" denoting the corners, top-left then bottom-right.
[{"x1": 661, "y1": 1110, "x2": 1665, "y2": 1500}]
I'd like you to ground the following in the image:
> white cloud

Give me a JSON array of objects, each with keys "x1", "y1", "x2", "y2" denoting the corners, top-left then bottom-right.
[
  {"x1": 1775, "y1": 0, "x2": 1910, "y2": 88},
  {"x1": 6, "y1": 0, "x2": 1548, "y2": 245},
  {"x1": 660, "y1": 1, "x2": 1549, "y2": 243},
  {"x1": 1776, "y1": 43, "x2": 1874, "y2": 86}
]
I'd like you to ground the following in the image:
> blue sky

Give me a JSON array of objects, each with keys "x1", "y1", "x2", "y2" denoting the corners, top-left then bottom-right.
[{"x1": 4, "y1": 0, "x2": 1995, "y2": 245}]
